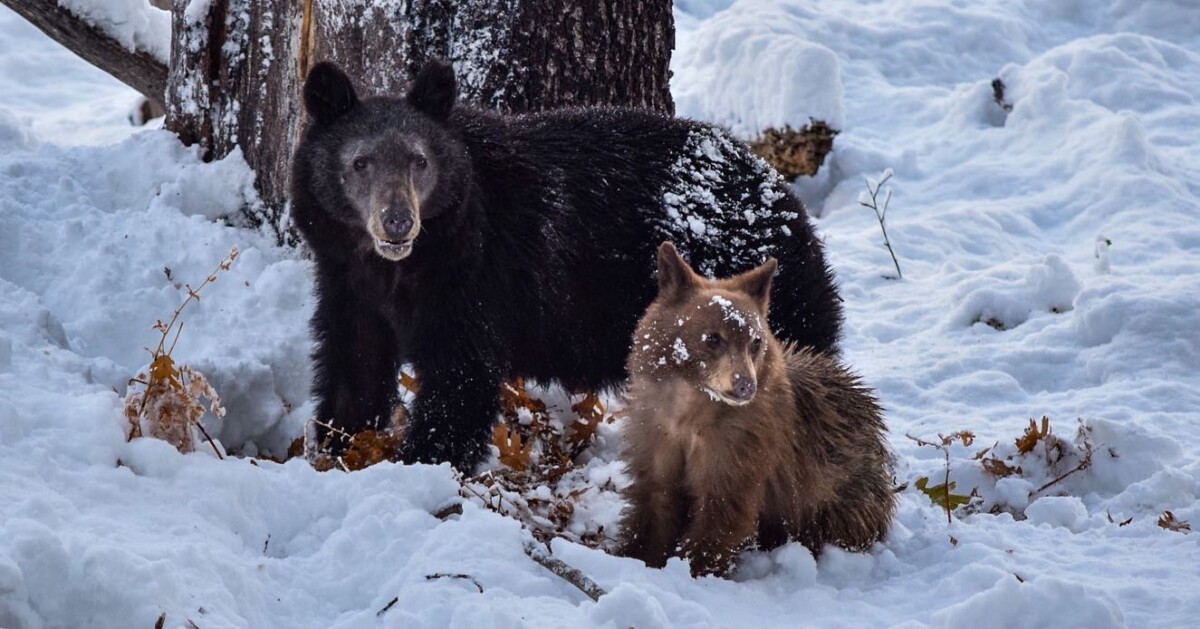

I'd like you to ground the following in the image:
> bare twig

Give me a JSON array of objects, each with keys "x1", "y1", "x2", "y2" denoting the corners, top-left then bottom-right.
[
  {"x1": 194, "y1": 420, "x2": 225, "y2": 460},
  {"x1": 153, "y1": 247, "x2": 239, "y2": 358},
  {"x1": 523, "y1": 541, "x2": 606, "y2": 602},
  {"x1": 1033, "y1": 457, "x2": 1091, "y2": 494},
  {"x1": 859, "y1": 170, "x2": 903, "y2": 279},
  {"x1": 432, "y1": 502, "x2": 465, "y2": 520},
  {"x1": 1034, "y1": 426, "x2": 1093, "y2": 495},
  {"x1": 377, "y1": 597, "x2": 399, "y2": 616},
  {"x1": 425, "y1": 573, "x2": 484, "y2": 593},
  {"x1": 906, "y1": 432, "x2": 974, "y2": 523}
]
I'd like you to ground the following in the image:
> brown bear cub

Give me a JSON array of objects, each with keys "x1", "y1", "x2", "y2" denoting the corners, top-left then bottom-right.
[{"x1": 617, "y1": 242, "x2": 895, "y2": 578}]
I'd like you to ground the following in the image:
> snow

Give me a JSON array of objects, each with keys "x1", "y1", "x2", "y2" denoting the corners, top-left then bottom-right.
[
  {"x1": 659, "y1": 127, "x2": 795, "y2": 276},
  {"x1": 673, "y1": 6, "x2": 846, "y2": 136},
  {"x1": 3, "y1": 0, "x2": 1200, "y2": 627},
  {"x1": 708, "y1": 294, "x2": 752, "y2": 329},
  {"x1": 671, "y1": 337, "x2": 690, "y2": 363},
  {"x1": 57, "y1": 0, "x2": 171, "y2": 64}
]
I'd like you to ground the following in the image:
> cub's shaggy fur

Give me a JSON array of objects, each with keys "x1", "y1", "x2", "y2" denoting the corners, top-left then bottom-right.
[{"x1": 618, "y1": 243, "x2": 894, "y2": 577}]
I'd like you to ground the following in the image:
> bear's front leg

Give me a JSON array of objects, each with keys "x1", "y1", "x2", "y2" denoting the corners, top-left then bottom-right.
[
  {"x1": 310, "y1": 266, "x2": 401, "y2": 455},
  {"x1": 617, "y1": 478, "x2": 688, "y2": 569},
  {"x1": 679, "y1": 491, "x2": 764, "y2": 578},
  {"x1": 400, "y1": 361, "x2": 502, "y2": 472}
]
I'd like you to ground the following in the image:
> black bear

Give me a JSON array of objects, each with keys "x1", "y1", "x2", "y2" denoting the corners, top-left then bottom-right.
[{"x1": 290, "y1": 59, "x2": 842, "y2": 471}]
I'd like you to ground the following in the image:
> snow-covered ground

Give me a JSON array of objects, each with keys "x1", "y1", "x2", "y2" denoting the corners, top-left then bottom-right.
[{"x1": 3, "y1": 1, "x2": 1199, "y2": 627}]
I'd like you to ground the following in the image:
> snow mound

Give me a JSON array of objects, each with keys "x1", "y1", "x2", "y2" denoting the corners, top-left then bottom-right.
[
  {"x1": 0, "y1": 128, "x2": 311, "y2": 457},
  {"x1": 949, "y1": 256, "x2": 1081, "y2": 331},
  {"x1": 1025, "y1": 496, "x2": 1090, "y2": 532},
  {"x1": 674, "y1": 9, "x2": 845, "y2": 136},
  {"x1": 932, "y1": 575, "x2": 1124, "y2": 629}
]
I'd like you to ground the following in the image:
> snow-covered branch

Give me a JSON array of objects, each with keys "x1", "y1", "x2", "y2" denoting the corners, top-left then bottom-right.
[{"x1": 0, "y1": 0, "x2": 169, "y2": 103}]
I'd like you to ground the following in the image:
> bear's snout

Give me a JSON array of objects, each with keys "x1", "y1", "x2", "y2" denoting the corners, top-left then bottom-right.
[
  {"x1": 382, "y1": 207, "x2": 415, "y2": 241},
  {"x1": 731, "y1": 373, "x2": 757, "y2": 402}
]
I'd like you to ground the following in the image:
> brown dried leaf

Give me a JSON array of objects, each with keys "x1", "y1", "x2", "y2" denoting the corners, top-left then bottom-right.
[
  {"x1": 981, "y1": 457, "x2": 1020, "y2": 478},
  {"x1": 749, "y1": 121, "x2": 838, "y2": 180},
  {"x1": 287, "y1": 437, "x2": 305, "y2": 460},
  {"x1": 499, "y1": 379, "x2": 547, "y2": 416},
  {"x1": 148, "y1": 354, "x2": 180, "y2": 388},
  {"x1": 492, "y1": 423, "x2": 532, "y2": 471},
  {"x1": 340, "y1": 430, "x2": 402, "y2": 471},
  {"x1": 310, "y1": 454, "x2": 338, "y2": 472},
  {"x1": 1015, "y1": 416, "x2": 1051, "y2": 454},
  {"x1": 568, "y1": 392, "x2": 606, "y2": 450},
  {"x1": 399, "y1": 371, "x2": 420, "y2": 394},
  {"x1": 1158, "y1": 511, "x2": 1191, "y2": 533}
]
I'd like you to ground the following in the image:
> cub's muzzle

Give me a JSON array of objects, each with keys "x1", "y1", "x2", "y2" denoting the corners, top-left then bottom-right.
[{"x1": 731, "y1": 373, "x2": 757, "y2": 402}]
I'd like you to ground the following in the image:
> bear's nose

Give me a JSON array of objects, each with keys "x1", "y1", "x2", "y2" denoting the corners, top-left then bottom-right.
[
  {"x1": 731, "y1": 374, "x2": 757, "y2": 401},
  {"x1": 382, "y1": 208, "x2": 414, "y2": 240}
]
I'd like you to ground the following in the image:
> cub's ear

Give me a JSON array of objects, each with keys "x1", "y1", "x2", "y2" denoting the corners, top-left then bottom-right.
[
  {"x1": 303, "y1": 62, "x2": 358, "y2": 125},
  {"x1": 656, "y1": 241, "x2": 700, "y2": 303},
  {"x1": 407, "y1": 58, "x2": 457, "y2": 122},
  {"x1": 736, "y1": 257, "x2": 778, "y2": 312}
]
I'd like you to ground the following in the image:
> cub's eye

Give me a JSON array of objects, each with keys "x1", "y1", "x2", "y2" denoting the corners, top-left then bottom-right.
[
  {"x1": 413, "y1": 155, "x2": 428, "y2": 170},
  {"x1": 703, "y1": 333, "x2": 722, "y2": 350},
  {"x1": 750, "y1": 338, "x2": 763, "y2": 355},
  {"x1": 352, "y1": 157, "x2": 370, "y2": 171}
]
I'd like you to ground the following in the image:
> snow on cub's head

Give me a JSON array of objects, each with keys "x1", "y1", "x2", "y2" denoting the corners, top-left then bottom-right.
[
  {"x1": 298, "y1": 59, "x2": 469, "y2": 261},
  {"x1": 628, "y1": 241, "x2": 778, "y2": 406}
]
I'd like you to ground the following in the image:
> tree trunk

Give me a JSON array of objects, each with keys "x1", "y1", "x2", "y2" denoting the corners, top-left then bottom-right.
[{"x1": 164, "y1": 0, "x2": 674, "y2": 244}]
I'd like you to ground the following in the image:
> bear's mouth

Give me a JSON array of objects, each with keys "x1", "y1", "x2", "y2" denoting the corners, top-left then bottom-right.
[
  {"x1": 702, "y1": 386, "x2": 753, "y2": 407},
  {"x1": 374, "y1": 238, "x2": 414, "y2": 260}
]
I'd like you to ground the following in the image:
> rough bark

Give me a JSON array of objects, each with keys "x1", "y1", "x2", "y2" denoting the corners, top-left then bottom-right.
[
  {"x1": 307, "y1": 0, "x2": 674, "y2": 114},
  {"x1": 164, "y1": 0, "x2": 674, "y2": 242},
  {"x1": 166, "y1": 0, "x2": 301, "y2": 242},
  {"x1": 0, "y1": 0, "x2": 167, "y2": 105}
]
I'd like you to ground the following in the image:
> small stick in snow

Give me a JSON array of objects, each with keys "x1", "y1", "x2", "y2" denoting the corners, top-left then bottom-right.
[
  {"x1": 432, "y1": 502, "x2": 464, "y2": 520},
  {"x1": 859, "y1": 170, "x2": 903, "y2": 279},
  {"x1": 1033, "y1": 451, "x2": 1093, "y2": 495},
  {"x1": 377, "y1": 597, "x2": 399, "y2": 616},
  {"x1": 1033, "y1": 421, "x2": 1094, "y2": 495},
  {"x1": 425, "y1": 573, "x2": 485, "y2": 593},
  {"x1": 195, "y1": 420, "x2": 225, "y2": 460},
  {"x1": 523, "y1": 541, "x2": 606, "y2": 602}
]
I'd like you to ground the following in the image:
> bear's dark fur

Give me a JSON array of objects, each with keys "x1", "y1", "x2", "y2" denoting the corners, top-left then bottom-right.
[{"x1": 291, "y1": 59, "x2": 843, "y2": 471}]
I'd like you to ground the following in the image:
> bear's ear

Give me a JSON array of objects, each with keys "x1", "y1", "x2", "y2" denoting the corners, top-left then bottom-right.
[
  {"x1": 656, "y1": 242, "x2": 700, "y2": 302},
  {"x1": 407, "y1": 58, "x2": 457, "y2": 122},
  {"x1": 735, "y1": 257, "x2": 778, "y2": 313},
  {"x1": 304, "y1": 62, "x2": 359, "y2": 125}
]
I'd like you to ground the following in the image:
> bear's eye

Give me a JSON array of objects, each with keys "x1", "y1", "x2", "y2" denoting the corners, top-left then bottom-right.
[
  {"x1": 750, "y1": 338, "x2": 763, "y2": 355},
  {"x1": 413, "y1": 155, "x2": 428, "y2": 170},
  {"x1": 352, "y1": 157, "x2": 370, "y2": 171},
  {"x1": 703, "y1": 333, "x2": 722, "y2": 350}
]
